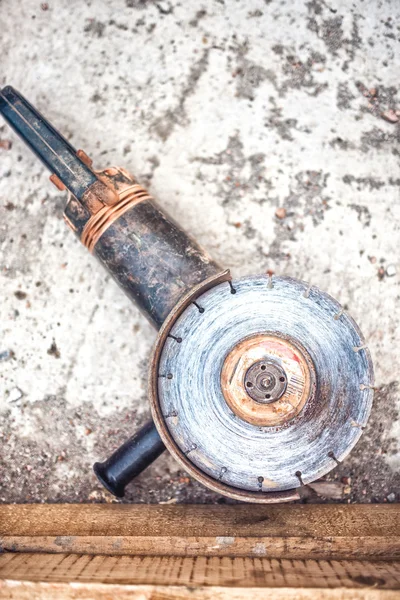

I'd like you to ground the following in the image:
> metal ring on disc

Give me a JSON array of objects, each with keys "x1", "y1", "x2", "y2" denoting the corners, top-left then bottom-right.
[{"x1": 155, "y1": 275, "x2": 374, "y2": 495}]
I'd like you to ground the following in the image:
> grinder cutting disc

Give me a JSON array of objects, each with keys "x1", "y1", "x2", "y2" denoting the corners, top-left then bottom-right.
[{"x1": 154, "y1": 275, "x2": 374, "y2": 499}]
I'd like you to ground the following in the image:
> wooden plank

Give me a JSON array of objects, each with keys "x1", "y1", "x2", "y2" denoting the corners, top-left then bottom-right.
[
  {"x1": 0, "y1": 553, "x2": 399, "y2": 589},
  {"x1": 1, "y1": 505, "x2": 399, "y2": 596},
  {"x1": 3, "y1": 534, "x2": 399, "y2": 560},
  {"x1": 1, "y1": 504, "x2": 399, "y2": 560},
  {"x1": 1, "y1": 504, "x2": 398, "y2": 538},
  {"x1": 1, "y1": 582, "x2": 399, "y2": 600}
]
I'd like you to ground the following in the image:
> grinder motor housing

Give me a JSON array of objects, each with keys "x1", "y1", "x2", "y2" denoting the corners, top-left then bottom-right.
[{"x1": 0, "y1": 86, "x2": 374, "y2": 503}]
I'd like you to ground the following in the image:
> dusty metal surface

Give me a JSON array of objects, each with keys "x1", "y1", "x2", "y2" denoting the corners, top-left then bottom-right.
[
  {"x1": 94, "y1": 194, "x2": 221, "y2": 328},
  {"x1": 0, "y1": 0, "x2": 399, "y2": 505},
  {"x1": 157, "y1": 275, "x2": 373, "y2": 493}
]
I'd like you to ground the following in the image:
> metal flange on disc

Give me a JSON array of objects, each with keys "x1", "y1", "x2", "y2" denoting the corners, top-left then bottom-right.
[{"x1": 155, "y1": 276, "x2": 374, "y2": 500}]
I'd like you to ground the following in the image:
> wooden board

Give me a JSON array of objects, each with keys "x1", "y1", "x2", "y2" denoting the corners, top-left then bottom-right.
[
  {"x1": 1, "y1": 504, "x2": 399, "y2": 560},
  {"x1": 0, "y1": 553, "x2": 399, "y2": 590},
  {"x1": 0, "y1": 504, "x2": 399, "y2": 598},
  {"x1": 1, "y1": 582, "x2": 400, "y2": 600}
]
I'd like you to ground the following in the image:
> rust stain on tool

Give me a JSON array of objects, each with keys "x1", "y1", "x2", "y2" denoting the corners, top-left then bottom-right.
[
  {"x1": 49, "y1": 174, "x2": 66, "y2": 191},
  {"x1": 82, "y1": 180, "x2": 153, "y2": 252},
  {"x1": 221, "y1": 333, "x2": 314, "y2": 427}
]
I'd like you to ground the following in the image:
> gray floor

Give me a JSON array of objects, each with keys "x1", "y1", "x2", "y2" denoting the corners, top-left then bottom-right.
[{"x1": 0, "y1": 0, "x2": 399, "y2": 505}]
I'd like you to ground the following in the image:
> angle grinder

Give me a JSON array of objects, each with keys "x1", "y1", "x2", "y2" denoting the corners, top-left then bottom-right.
[{"x1": 0, "y1": 86, "x2": 374, "y2": 503}]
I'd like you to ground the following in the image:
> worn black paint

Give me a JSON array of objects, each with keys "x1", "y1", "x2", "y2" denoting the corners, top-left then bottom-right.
[
  {"x1": 94, "y1": 199, "x2": 221, "y2": 328},
  {"x1": 64, "y1": 195, "x2": 92, "y2": 236},
  {"x1": 0, "y1": 86, "x2": 97, "y2": 200}
]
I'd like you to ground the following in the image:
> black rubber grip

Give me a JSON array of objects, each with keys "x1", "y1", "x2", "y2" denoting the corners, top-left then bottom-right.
[{"x1": 93, "y1": 421, "x2": 166, "y2": 497}]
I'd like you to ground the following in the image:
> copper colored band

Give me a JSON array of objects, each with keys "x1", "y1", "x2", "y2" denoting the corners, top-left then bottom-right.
[{"x1": 81, "y1": 184, "x2": 152, "y2": 253}]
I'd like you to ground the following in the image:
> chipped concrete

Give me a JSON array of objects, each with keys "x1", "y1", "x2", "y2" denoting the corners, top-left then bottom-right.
[{"x1": 0, "y1": 0, "x2": 399, "y2": 504}]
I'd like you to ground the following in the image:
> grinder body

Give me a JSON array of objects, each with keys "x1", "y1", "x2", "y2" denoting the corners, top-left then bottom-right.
[{"x1": 64, "y1": 167, "x2": 221, "y2": 329}]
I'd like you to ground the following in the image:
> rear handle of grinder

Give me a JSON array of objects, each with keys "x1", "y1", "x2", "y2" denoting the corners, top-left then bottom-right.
[{"x1": 93, "y1": 421, "x2": 166, "y2": 498}]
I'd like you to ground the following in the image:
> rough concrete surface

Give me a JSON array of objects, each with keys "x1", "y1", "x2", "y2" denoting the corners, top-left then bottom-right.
[{"x1": 0, "y1": 0, "x2": 399, "y2": 505}]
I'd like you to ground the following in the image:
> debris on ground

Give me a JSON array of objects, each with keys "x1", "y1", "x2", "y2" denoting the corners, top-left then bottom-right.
[
  {"x1": 88, "y1": 489, "x2": 118, "y2": 503},
  {"x1": 159, "y1": 497, "x2": 178, "y2": 504},
  {"x1": 275, "y1": 207, "x2": 287, "y2": 219},
  {"x1": 14, "y1": 290, "x2": 27, "y2": 300},
  {"x1": 306, "y1": 481, "x2": 346, "y2": 500},
  {"x1": 381, "y1": 110, "x2": 399, "y2": 124},
  {"x1": 47, "y1": 341, "x2": 61, "y2": 359},
  {"x1": 0, "y1": 350, "x2": 14, "y2": 362},
  {"x1": 0, "y1": 139, "x2": 12, "y2": 150},
  {"x1": 8, "y1": 387, "x2": 23, "y2": 403},
  {"x1": 386, "y1": 265, "x2": 396, "y2": 277}
]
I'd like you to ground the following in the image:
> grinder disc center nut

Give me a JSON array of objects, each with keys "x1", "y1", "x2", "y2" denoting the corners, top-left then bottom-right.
[{"x1": 244, "y1": 360, "x2": 287, "y2": 404}]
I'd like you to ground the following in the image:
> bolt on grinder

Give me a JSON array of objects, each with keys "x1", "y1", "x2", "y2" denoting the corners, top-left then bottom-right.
[{"x1": 0, "y1": 86, "x2": 374, "y2": 503}]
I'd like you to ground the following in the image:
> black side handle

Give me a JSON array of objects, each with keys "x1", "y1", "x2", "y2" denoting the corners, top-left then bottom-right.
[{"x1": 93, "y1": 421, "x2": 166, "y2": 497}]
